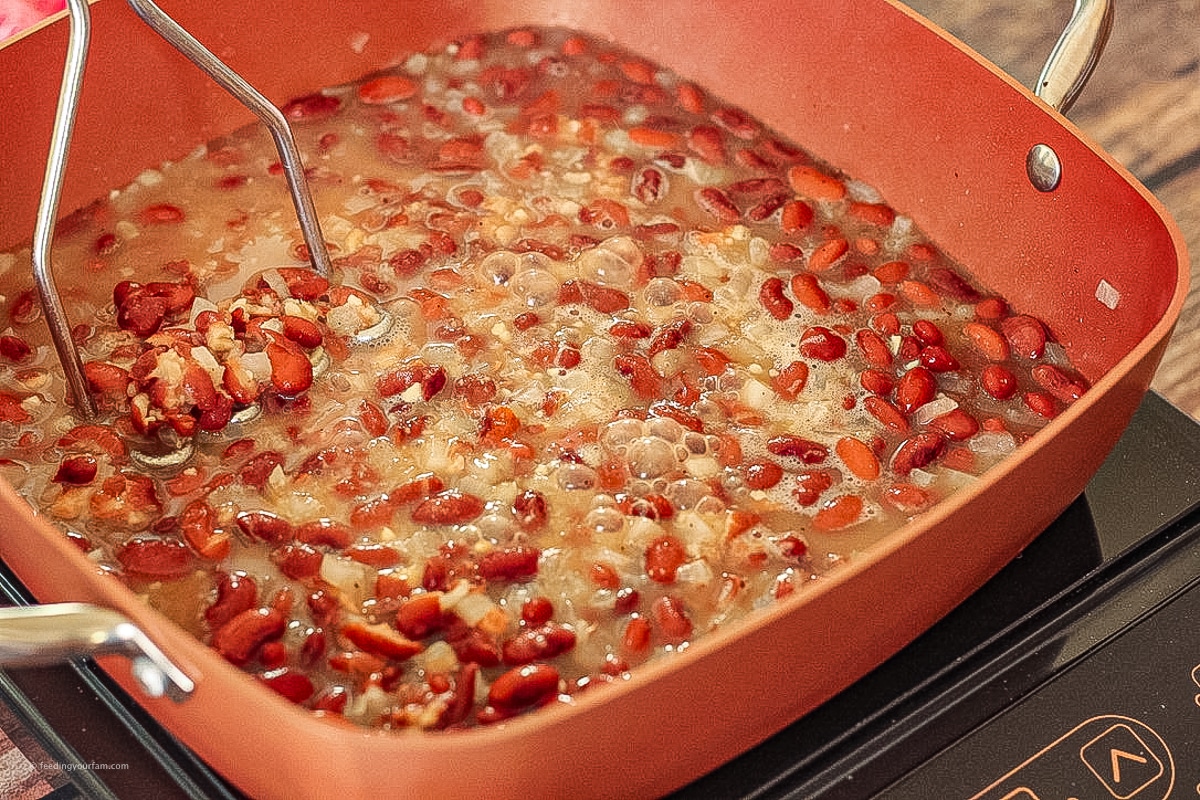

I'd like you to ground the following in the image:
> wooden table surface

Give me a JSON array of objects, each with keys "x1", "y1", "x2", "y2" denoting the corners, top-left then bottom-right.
[{"x1": 908, "y1": 0, "x2": 1200, "y2": 417}]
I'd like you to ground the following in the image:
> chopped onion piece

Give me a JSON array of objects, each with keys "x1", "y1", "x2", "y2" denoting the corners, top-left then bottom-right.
[{"x1": 913, "y1": 395, "x2": 959, "y2": 425}]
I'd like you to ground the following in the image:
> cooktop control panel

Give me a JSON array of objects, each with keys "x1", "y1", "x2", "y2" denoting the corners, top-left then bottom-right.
[{"x1": 882, "y1": 550, "x2": 1200, "y2": 800}]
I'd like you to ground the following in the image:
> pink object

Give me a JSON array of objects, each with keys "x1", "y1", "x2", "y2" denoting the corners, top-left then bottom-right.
[{"x1": 0, "y1": 0, "x2": 63, "y2": 41}]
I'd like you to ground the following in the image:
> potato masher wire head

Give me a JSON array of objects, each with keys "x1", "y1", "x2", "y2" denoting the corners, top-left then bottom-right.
[{"x1": 33, "y1": 0, "x2": 333, "y2": 420}]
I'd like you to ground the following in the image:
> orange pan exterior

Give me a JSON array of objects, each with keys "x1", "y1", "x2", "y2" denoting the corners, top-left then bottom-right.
[{"x1": 0, "y1": 2, "x2": 1188, "y2": 798}]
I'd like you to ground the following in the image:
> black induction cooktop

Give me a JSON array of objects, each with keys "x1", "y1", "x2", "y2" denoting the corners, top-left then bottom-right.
[{"x1": 4, "y1": 391, "x2": 1199, "y2": 799}]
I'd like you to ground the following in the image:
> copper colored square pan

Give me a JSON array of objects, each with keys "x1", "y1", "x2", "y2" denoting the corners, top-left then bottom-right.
[{"x1": 0, "y1": 2, "x2": 1188, "y2": 798}]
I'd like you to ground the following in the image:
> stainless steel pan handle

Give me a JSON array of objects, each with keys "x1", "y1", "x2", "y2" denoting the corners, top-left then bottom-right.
[
  {"x1": 1026, "y1": 0, "x2": 1114, "y2": 191},
  {"x1": 1035, "y1": 0, "x2": 1114, "y2": 115},
  {"x1": 0, "y1": 602, "x2": 194, "y2": 702}
]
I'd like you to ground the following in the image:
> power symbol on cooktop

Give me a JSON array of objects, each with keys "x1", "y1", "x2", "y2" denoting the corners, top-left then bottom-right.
[{"x1": 1079, "y1": 724, "x2": 1164, "y2": 799}]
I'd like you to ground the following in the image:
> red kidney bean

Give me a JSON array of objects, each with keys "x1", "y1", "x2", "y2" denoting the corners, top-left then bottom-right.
[
  {"x1": 502, "y1": 623, "x2": 576, "y2": 665},
  {"x1": 609, "y1": 320, "x2": 652, "y2": 339},
  {"x1": 281, "y1": 315, "x2": 323, "y2": 348},
  {"x1": 294, "y1": 518, "x2": 353, "y2": 549},
  {"x1": 478, "y1": 545, "x2": 541, "y2": 581},
  {"x1": 281, "y1": 92, "x2": 341, "y2": 121},
  {"x1": 488, "y1": 663, "x2": 560, "y2": 710},
  {"x1": 742, "y1": 460, "x2": 784, "y2": 490},
  {"x1": 236, "y1": 510, "x2": 294, "y2": 544},
  {"x1": 892, "y1": 432, "x2": 947, "y2": 475},
  {"x1": 981, "y1": 364, "x2": 1019, "y2": 400},
  {"x1": 769, "y1": 242, "x2": 805, "y2": 263},
  {"x1": 799, "y1": 326, "x2": 846, "y2": 361},
  {"x1": 631, "y1": 167, "x2": 666, "y2": 204},
  {"x1": 116, "y1": 538, "x2": 194, "y2": 578},
  {"x1": 1031, "y1": 364, "x2": 1086, "y2": 404},
  {"x1": 116, "y1": 294, "x2": 168, "y2": 337},
  {"x1": 376, "y1": 362, "x2": 448, "y2": 401},
  {"x1": 651, "y1": 595, "x2": 693, "y2": 644},
  {"x1": 272, "y1": 543, "x2": 323, "y2": 580},
  {"x1": 859, "y1": 368, "x2": 895, "y2": 396},
  {"x1": 895, "y1": 367, "x2": 937, "y2": 414},
  {"x1": 647, "y1": 318, "x2": 692, "y2": 357},
  {"x1": 614, "y1": 353, "x2": 663, "y2": 399},
  {"x1": 0, "y1": 335, "x2": 32, "y2": 363},
  {"x1": 794, "y1": 470, "x2": 834, "y2": 506},
  {"x1": 621, "y1": 616, "x2": 652, "y2": 654},
  {"x1": 260, "y1": 669, "x2": 314, "y2": 704},
  {"x1": 864, "y1": 396, "x2": 910, "y2": 433},
  {"x1": 766, "y1": 435, "x2": 828, "y2": 463},
  {"x1": 919, "y1": 345, "x2": 960, "y2": 372},
  {"x1": 53, "y1": 454, "x2": 98, "y2": 485},
  {"x1": 411, "y1": 490, "x2": 486, "y2": 525},
  {"x1": 911, "y1": 319, "x2": 943, "y2": 346},
  {"x1": 211, "y1": 607, "x2": 286, "y2": 666},
  {"x1": 928, "y1": 408, "x2": 980, "y2": 441},
  {"x1": 434, "y1": 663, "x2": 479, "y2": 729},
  {"x1": 772, "y1": 361, "x2": 809, "y2": 400},
  {"x1": 849, "y1": 201, "x2": 895, "y2": 227},
  {"x1": 1002, "y1": 315, "x2": 1048, "y2": 359},
  {"x1": 206, "y1": 575, "x2": 258, "y2": 633},
  {"x1": 694, "y1": 187, "x2": 740, "y2": 223},
  {"x1": 687, "y1": 125, "x2": 727, "y2": 164},
  {"x1": 790, "y1": 273, "x2": 831, "y2": 314},
  {"x1": 645, "y1": 534, "x2": 687, "y2": 583},
  {"x1": 266, "y1": 339, "x2": 314, "y2": 396},
  {"x1": 962, "y1": 322, "x2": 1010, "y2": 362},
  {"x1": 513, "y1": 489, "x2": 548, "y2": 531},
  {"x1": 395, "y1": 593, "x2": 445, "y2": 639},
  {"x1": 855, "y1": 329, "x2": 893, "y2": 368},
  {"x1": 975, "y1": 297, "x2": 1009, "y2": 320},
  {"x1": 520, "y1": 596, "x2": 555, "y2": 627},
  {"x1": 577, "y1": 280, "x2": 631, "y2": 313},
  {"x1": 341, "y1": 621, "x2": 423, "y2": 661},
  {"x1": 926, "y1": 267, "x2": 980, "y2": 302},
  {"x1": 1023, "y1": 391, "x2": 1059, "y2": 419},
  {"x1": 883, "y1": 482, "x2": 936, "y2": 514}
]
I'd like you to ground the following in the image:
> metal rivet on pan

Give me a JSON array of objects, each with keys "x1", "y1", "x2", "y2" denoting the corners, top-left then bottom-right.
[{"x1": 1026, "y1": 143, "x2": 1062, "y2": 192}]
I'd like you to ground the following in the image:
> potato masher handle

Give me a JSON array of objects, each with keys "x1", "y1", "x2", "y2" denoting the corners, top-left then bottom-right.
[
  {"x1": 0, "y1": 602, "x2": 194, "y2": 702},
  {"x1": 124, "y1": 0, "x2": 333, "y2": 278},
  {"x1": 34, "y1": 0, "x2": 333, "y2": 419}
]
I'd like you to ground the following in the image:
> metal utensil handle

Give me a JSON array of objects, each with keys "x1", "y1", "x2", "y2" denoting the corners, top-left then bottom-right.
[
  {"x1": 33, "y1": 0, "x2": 333, "y2": 419},
  {"x1": 32, "y1": 0, "x2": 95, "y2": 419},
  {"x1": 0, "y1": 602, "x2": 194, "y2": 702},
  {"x1": 1035, "y1": 0, "x2": 1114, "y2": 113},
  {"x1": 124, "y1": 0, "x2": 332, "y2": 278}
]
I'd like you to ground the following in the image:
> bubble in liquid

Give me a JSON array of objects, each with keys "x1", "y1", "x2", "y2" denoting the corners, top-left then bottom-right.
[
  {"x1": 643, "y1": 277, "x2": 683, "y2": 307},
  {"x1": 625, "y1": 436, "x2": 678, "y2": 479},
  {"x1": 584, "y1": 505, "x2": 625, "y2": 533},
  {"x1": 475, "y1": 512, "x2": 514, "y2": 539},
  {"x1": 509, "y1": 268, "x2": 561, "y2": 308},
  {"x1": 687, "y1": 302, "x2": 715, "y2": 324},
  {"x1": 664, "y1": 478, "x2": 713, "y2": 511},
  {"x1": 479, "y1": 251, "x2": 522, "y2": 285},
  {"x1": 644, "y1": 416, "x2": 684, "y2": 443},
  {"x1": 590, "y1": 492, "x2": 618, "y2": 509},
  {"x1": 599, "y1": 417, "x2": 646, "y2": 453},
  {"x1": 576, "y1": 239, "x2": 641, "y2": 287},
  {"x1": 557, "y1": 462, "x2": 598, "y2": 491}
]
